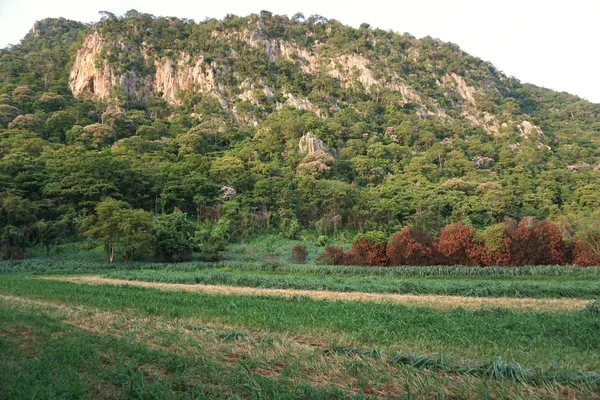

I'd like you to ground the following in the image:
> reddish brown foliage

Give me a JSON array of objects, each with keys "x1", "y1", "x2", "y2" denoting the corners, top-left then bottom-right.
[
  {"x1": 387, "y1": 227, "x2": 437, "y2": 266},
  {"x1": 503, "y1": 218, "x2": 567, "y2": 265},
  {"x1": 318, "y1": 245, "x2": 344, "y2": 265},
  {"x1": 437, "y1": 223, "x2": 477, "y2": 265},
  {"x1": 318, "y1": 218, "x2": 573, "y2": 267},
  {"x1": 351, "y1": 237, "x2": 389, "y2": 266},
  {"x1": 467, "y1": 244, "x2": 510, "y2": 266},
  {"x1": 317, "y1": 245, "x2": 365, "y2": 266},
  {"x1": 291, "y1": 245, "x2": 307, "y2": 264},
  {"x1": 573, "y1": 240, "x2": 600, "y2": 266}
]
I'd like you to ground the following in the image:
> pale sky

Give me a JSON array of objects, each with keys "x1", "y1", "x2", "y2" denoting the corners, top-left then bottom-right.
[{"x1": 1, "y1": 0, "x2": 599, "y2": 103}]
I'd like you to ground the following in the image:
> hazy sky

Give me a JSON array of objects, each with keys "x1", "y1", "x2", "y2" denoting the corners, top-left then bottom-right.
[{"x1": 1, "y1": 0, "x2": 598, "y2": 103}]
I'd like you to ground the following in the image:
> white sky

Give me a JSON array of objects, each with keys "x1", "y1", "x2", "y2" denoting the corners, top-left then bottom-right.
[{"x1": 1, "y1": 0, "x2": 599, "y2": 103}]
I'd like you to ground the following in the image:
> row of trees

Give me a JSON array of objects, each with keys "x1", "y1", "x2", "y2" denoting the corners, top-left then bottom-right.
[
  {"x1": 81, "y1": 198, "x2": 230, "y2": 263},
  {"x1": 318, "y1": 217, "x2": 600, "y2": 267},
  {"x1": 0, "y1": 197, "x2": 229, "y2": 262}
]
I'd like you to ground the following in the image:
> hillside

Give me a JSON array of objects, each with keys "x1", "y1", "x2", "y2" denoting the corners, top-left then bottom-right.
[{"x1": 0, "y1": 10, "x2": 599, "y2": 260}]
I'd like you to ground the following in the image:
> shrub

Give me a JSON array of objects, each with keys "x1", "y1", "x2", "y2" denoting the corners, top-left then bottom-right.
[
  {"x1": 152, "y1": 211, "x2": 195, "y2": 262},
  {"x1": 573, "y1": 240, "x2": 600, "y2": 266},
  {"x1": 194, "y1": 219, "x2": 230, "y2": 261},
  {"x1": 316, "y1": 235, "x2": 328, "y2": 246},
  {"x1": 291, "y1": 244, "x2": 308, "y2": 264},
  {"x1": 437, "y1": 223, "x2": 477, "y2": 265},
  {"x1": 575, "y1": 212, "x2": 600, "y2": 266},
  {"x1": 0, "y1": 225, "x2": 26, "y2": 260},
  {"x1": 351, "y1": 231, "x2": 388, "y2": 266},
  {"x1": 318, "y1": 245, "x2": 344, "y2": 265},
  {"x1": 280, "y1": 217, "x2": 300, "y2": 239},
  {"x1": 387, "y1": 227, "x2": 437, "y2": 266},
  {"x1": 504, "y1": 218, "x2": 567, "y2": 266},
  {"x1": 473, "y1": 223, "x2": 510, "y2": 266}
]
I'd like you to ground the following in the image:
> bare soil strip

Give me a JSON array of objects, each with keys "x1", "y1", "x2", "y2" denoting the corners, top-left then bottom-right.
[{"x1": 44, "y1": 275, "x2": 590, "y2": 311}]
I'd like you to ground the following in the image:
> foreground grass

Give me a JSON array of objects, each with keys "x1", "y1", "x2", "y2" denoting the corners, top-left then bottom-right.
[
  {"x1": 0, "y1": 276, "x2": 599, "y2": 373},
  {"x1": 0, "y1": 301, "x2": 359, "y2": 399},
  {"x1": 104, "y1": 268, "x2": 600, "y2": 299},
  {"x1": 5, "y1": 296, "x2": 596, "y2": 399}
]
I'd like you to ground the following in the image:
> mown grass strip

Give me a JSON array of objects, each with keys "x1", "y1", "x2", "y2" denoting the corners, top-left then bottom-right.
[
  {"x1": 104, "y1": 269, "x2": 600, "y2": 299},
  {"x1": 0, "y1": 276, "x2": 599, "y2": 371},
  {"x1": 51, "y1": 275, "x2": 592, "y2": 312}
]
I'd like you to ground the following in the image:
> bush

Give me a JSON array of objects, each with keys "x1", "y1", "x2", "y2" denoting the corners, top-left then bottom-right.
[
  {"x1": 437, "y1": 223, "x2": 477, "y2": 265},
  {"x1": 387, "y1": 227, "x2": 437, "y2": 266},
  {"x1": 152, "y1": 211, "x2": 195, "y2": 262},
  {"x1": 575, "y1": 212, "x2": 600, "y2": 266},
  {"x1": 316, "y1": 235, "x2": 328, "y2": 246},
  {"x1": 318, "y1": 246, "x2": 345, "y2": 265},
  {"x1": 351, "y1": 231, "x2": 388, "y2": 266},
  {"x1": 280, "y1": 217, "x2": 300, "y2": 239},
  {"x1": 473, "y1": 223, "x2": 510, "y2": 266},
  {"x1": 194, "y1": 218, "x2": 230, "y2": 261},
  {"x1": 573, "y1": 240, "x2": 600, "y2": 266},
  {"x1": 291, "y1": 245, "x2": 307, "y2": 264},
  {"x1": 504, "y1": 218, "x2": 567, "y2": 266}
]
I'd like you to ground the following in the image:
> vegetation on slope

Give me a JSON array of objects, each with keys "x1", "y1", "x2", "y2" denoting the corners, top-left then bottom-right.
[{"x1": 0, "y1": 11, "x2": 599, "y2": 263}]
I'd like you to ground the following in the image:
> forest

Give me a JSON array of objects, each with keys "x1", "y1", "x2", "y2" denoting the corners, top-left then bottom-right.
[{"x1": 0, "y1": 11, "x2": 599, "y2": 265}]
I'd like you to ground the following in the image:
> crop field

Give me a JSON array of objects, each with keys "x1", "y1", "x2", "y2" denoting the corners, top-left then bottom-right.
[{"x1": 1, "y1": 252, "x2": 600, "y2": 399}]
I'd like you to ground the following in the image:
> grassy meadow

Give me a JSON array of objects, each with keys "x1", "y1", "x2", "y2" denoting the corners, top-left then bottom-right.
[{"x1": 1, "y1": 235, "x2": 599, "y2": 399}]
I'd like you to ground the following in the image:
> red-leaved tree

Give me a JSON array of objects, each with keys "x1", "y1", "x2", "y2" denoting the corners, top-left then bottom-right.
[
  {"x1": 351, "y1": 235, "x2": 389, "y2": 266},
  {"x1": 504, "y1": 217, "x2": 567, "y2": 265},
  {"x1": 318, "y1": 245, "x2": 344, "y2": 265},
  {"x1": 573, "y1": 240, "x2": 600, "y2": 266},
  {"x1": 387, "y1": 227, "x2": 437, "y2": 266},
  {"x1": 437, "y1": 223, "x2": 477, "y2": 265}
]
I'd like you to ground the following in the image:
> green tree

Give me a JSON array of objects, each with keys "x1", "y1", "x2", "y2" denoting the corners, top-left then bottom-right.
[
  {"x1": 152, "y1": 211, "x2": 195, "y2": 262},
  {"x1": 82, "y1": 198, "x2": 152, "y2": 262}
]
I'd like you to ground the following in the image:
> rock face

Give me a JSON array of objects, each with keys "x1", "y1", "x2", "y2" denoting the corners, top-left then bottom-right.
[
  {"x1": 518, "y1": 120, "x2": 544, "y2": 139},
  {"x1": 221, "y1": 186, "x2": 237, "y2": 200},
  {"x1": 67, "y1": 25, "x2": 549, "y2": 140},
  {"x1": 298, "y1": 132, "x2": 326, "y2": 154},
  {"x1": 472, "y1": 155, "x2": 495, "y2": 169},
  {"x1": 70, "y1": 32, "x2": 119, "y2": 99},
  {"x1": 444, "y1": 73, "x2": 477, "y2": 105},
  {"x1": 69, "y1": 30, "x2": 424, "y2": 113},
  {"x1": 70, "y1": 32, "x2": 226, "y2": 107}
]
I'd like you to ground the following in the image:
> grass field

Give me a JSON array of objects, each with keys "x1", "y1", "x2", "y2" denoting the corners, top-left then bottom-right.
[{"x1": 1, "y1": 243, "x2": 600, "y2": 398}]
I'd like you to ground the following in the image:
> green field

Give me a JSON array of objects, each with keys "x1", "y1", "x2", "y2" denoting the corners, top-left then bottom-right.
[{"x1": 1, "y1": 253, "x2": 600, "y2": 399}]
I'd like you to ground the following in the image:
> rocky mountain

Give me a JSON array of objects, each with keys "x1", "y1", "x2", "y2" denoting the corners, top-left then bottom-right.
[
  {"x1": 68, "y1": 12, "x2": 544, "y2": 137},
  {"x1": 0, "y1": 10, "x2": 599, "y2": 246}
]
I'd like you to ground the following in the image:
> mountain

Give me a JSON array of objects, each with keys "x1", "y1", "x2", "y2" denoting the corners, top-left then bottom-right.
[{"x1": 0, "y1": 10, "x2": 599, "y2": 253}]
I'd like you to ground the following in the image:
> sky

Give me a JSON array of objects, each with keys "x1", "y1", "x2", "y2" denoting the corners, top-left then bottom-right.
[{"x1": 1, "y1": 0, "x2": 599, "y2": 103}]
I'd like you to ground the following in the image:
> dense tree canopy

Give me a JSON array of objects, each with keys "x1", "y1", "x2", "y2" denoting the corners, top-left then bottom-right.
[{"x1": 0, "y1": 12, "x2": 599, "y2": 262}]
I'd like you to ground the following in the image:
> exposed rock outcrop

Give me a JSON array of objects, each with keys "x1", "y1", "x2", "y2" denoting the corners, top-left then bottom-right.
[
  {"x1": 444, "y1": 73, "x2": 477, "y2": 105},
  {"x1": 473, "y1": 155, "x2": 495, "y2": 169},
  {"x1": 518, "y1": 120, "x2": 544, "y2": 139},
  {"x1": 298, "y1": 132, "x2": 326, "y2": 154},
  {"x1": 70, "y1": 32, "x2": 226, "y2": 108},
  {"x1": 279, "y1": 93, "x2": 323, "y2": 117}
]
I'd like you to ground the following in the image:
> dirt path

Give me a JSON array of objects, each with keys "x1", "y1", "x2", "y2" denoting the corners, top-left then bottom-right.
[{"x1": 42, "y1": 275, "x2": 591, "y2": 312}]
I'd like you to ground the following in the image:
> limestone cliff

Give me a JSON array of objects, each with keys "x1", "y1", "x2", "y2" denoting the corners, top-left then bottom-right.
[{"x1": 68, "y1": 21, "x2": 545, "y2": 138}]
